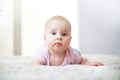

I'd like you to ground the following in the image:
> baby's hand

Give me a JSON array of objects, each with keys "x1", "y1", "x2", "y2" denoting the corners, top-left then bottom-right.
[
  {"x1": 86, "y1": 61, "x2": 104, "y2": 66},
  {"x1": 81, "y1": 57, "x2": 104, "y2": 66}
]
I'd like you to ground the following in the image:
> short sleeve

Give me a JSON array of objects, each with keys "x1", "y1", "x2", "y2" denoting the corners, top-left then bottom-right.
[
  {"x1": 69, "y1": 47, "x2": 82, "y2": 64},
  {"x1": 73, "y1": 48, "x2": 81, "y2": 56}
]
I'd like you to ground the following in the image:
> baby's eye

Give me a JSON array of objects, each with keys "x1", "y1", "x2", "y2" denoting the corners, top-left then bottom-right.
[
  {"x1": 52, "y1": 32, "x2": 56, "y2": 35},
  {"x1": 62, "y1": 33, "x2": 67, "y2": 36}
]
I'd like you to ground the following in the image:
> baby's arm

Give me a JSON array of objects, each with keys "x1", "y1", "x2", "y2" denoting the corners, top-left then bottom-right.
[
  {"x1": 80, "y1": 57, "x2": 104, "y2": 66},
  {"x1": 32, "y1": 59, "x2": 43, "y2": 65}
]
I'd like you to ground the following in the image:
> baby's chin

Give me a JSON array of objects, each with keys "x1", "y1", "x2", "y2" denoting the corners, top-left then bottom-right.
[{"x1": 51, "y1": 47, "x2": 66, "y2": 52}]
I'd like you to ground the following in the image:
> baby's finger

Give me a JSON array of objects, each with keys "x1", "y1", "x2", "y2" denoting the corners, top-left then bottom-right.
[
  {"x1": 98, "y1": 63, "x2": 104, "y2": 66},
  {"x1": 91, "y1": 62, "x2": 104, "y2": 66}
]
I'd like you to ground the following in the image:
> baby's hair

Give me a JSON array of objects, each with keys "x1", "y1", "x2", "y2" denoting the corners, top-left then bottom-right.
[{"x1": 45, "y1": 15, "x2": 71, "y2": 32}]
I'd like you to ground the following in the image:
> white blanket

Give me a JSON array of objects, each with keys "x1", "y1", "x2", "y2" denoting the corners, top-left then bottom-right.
[{"x1": 0, "y1": 54, "x2": 120, "y2": 80}]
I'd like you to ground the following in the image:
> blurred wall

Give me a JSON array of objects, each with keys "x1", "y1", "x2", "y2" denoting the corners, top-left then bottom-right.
[
  {"x1": 79, "y1": 0, "x2": 120, "y2": 55},
  {"x1": 0, "y1": 0, "x2": 14, "y2": 56},
  {"x1": 1, "y1": 0, "x2": 119, "y2": 56}
]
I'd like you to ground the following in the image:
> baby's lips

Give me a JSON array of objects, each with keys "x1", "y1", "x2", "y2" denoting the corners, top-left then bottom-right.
[{"x1": 55, "y1": 43, "x2": 62, "y2": 46}]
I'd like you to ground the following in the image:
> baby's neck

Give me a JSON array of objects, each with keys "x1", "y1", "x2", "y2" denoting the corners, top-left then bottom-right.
[{"x1": 49, "y1": 51, "x2": 66, "y2": 66}]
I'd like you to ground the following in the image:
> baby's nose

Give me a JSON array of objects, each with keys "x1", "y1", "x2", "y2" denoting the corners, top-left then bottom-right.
[{"x1": 56, "y1": 34, "x2": 62, "y2": 40}]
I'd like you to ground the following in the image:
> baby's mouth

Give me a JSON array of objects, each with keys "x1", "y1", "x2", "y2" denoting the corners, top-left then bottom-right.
[{"x1": 55, "y1": 43, "x2": 62, "y2": 46}]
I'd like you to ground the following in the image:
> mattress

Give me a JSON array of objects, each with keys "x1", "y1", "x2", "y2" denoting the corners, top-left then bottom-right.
[{"x1": 0, "y1": 54, "x2": 120, "y2": 80}]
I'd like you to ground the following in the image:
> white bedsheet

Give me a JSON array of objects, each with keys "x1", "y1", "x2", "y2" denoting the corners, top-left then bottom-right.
[{"x1": 0, "y1": 54, "x2": 120, "y2": 80}]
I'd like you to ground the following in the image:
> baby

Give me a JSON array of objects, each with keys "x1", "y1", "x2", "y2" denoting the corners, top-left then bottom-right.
[{"x1": 32, "y1": 15, "x2": 104, "y2": 66}]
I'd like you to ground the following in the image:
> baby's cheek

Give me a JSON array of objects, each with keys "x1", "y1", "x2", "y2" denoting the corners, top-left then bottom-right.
[
  {"x1": 45, "y1": 37, "x2": 53, "y2": 45},
  {"x1": 64, "y1": 39, "x2": 71, "y2": 46}
]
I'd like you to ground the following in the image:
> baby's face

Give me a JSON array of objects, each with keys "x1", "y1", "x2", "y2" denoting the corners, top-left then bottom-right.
[{"x1": 44, "y1": 20, "x2": 72, "y2": 53}]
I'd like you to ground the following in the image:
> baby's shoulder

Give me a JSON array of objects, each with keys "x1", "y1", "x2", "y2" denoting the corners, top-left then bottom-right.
[{"x1": 67, "y1": 47, "x2": 81, "y2": 56}]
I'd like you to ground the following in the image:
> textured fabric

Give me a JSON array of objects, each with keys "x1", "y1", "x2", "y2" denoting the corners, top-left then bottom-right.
[
  {"x1": 34, "y1": 44, "x2": 81, "y2": 66},
  {"x1": 0, "y1": 55, "x2": 120, "y2": 80}
]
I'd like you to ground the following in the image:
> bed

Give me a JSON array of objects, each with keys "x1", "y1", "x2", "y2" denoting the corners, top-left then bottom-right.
[{"x1": 0, "y1": 54, "x2": 120, "y2": 80}]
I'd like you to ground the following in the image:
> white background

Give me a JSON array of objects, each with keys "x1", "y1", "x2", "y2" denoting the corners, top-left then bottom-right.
[{"x1": 0, "y1": 0, "x2": 120, "y2": 56}]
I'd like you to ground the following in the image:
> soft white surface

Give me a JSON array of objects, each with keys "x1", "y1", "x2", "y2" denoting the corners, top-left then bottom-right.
[{"x1": 0, "y1": 54, "x2": 120, "y2": 80}]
